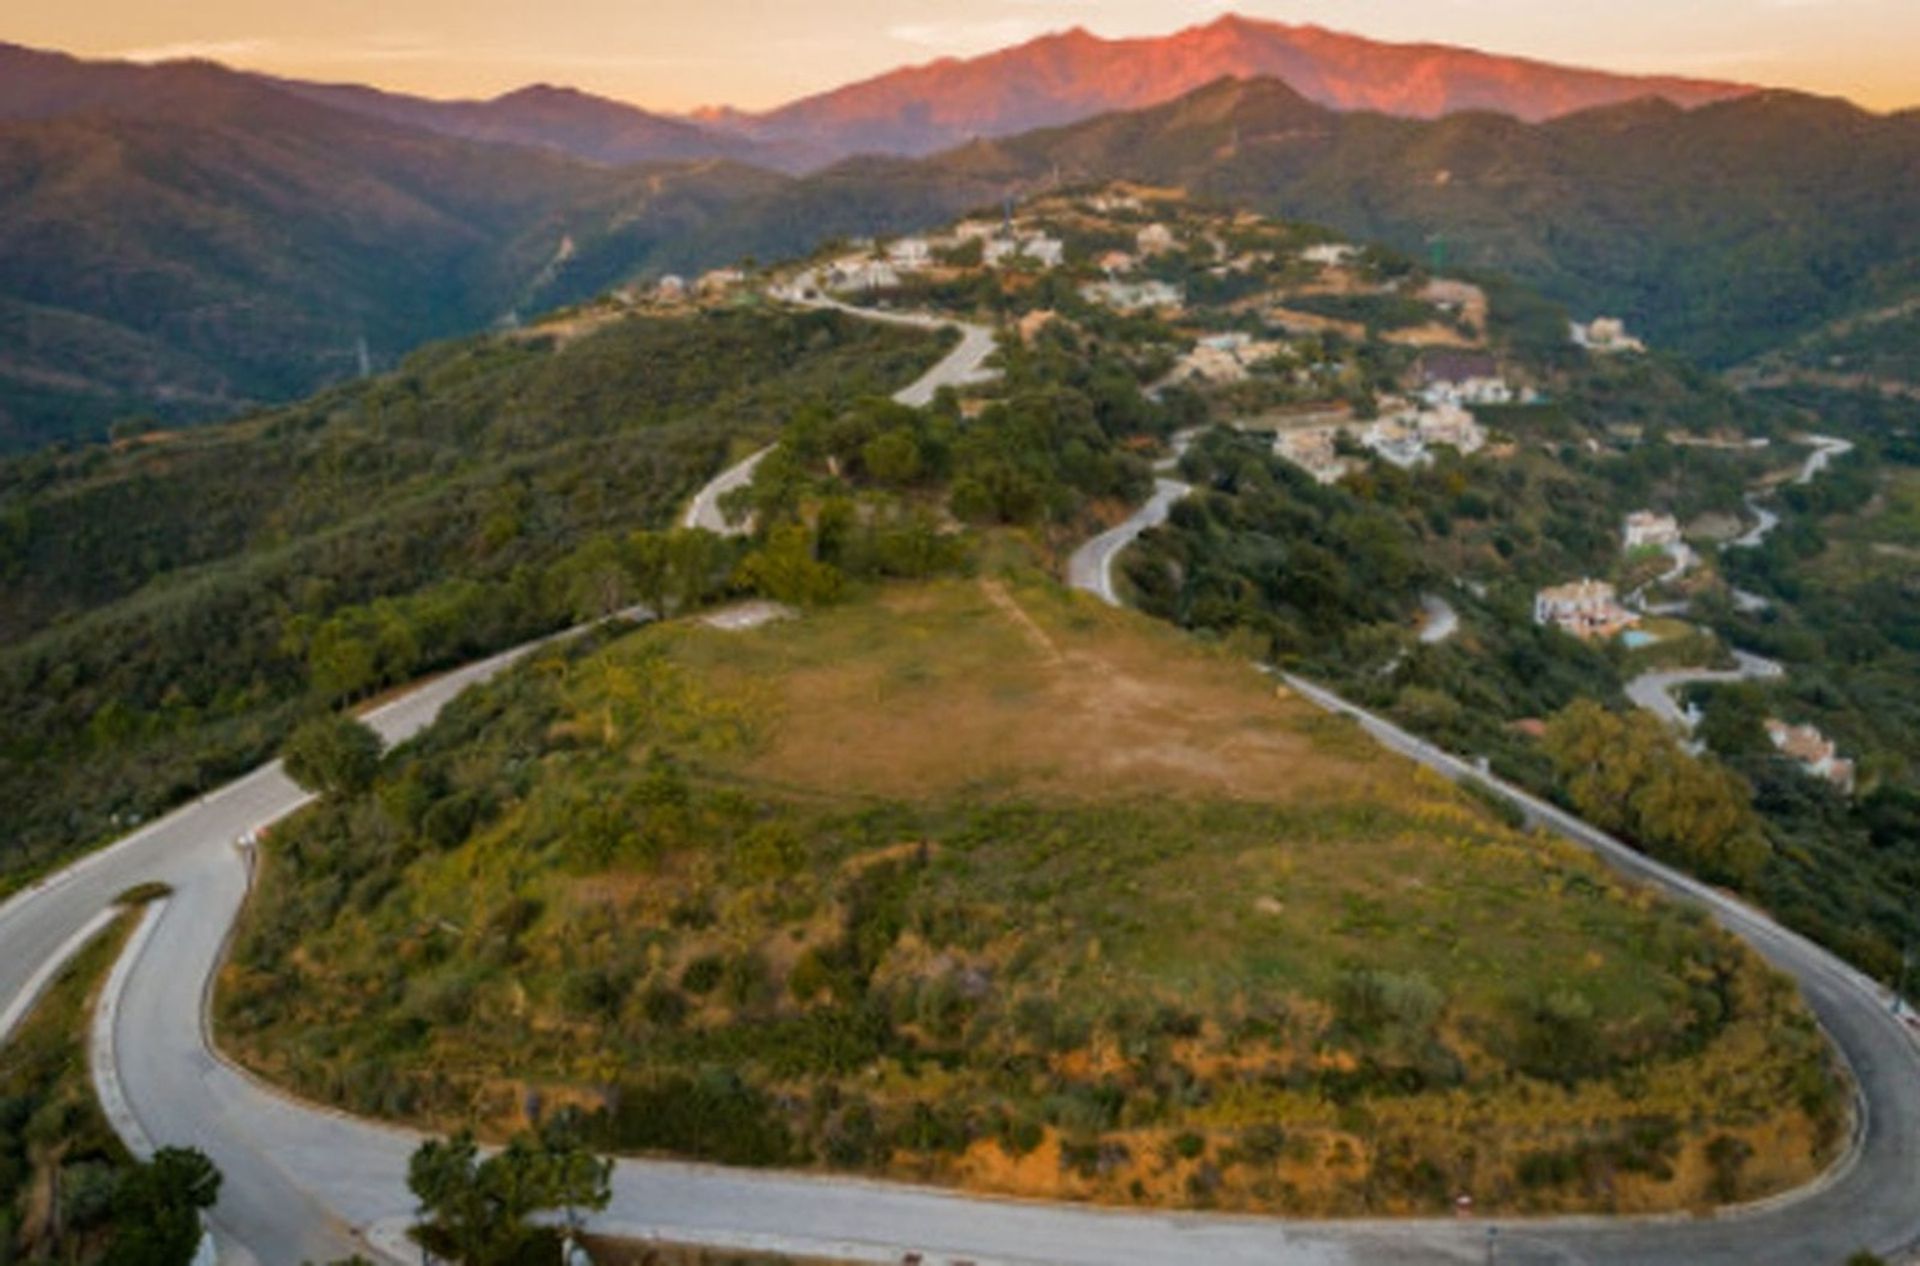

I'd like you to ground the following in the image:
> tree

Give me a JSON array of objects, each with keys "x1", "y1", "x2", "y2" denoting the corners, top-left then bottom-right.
[
  {"x1": 733, "y1": 525, "x2": 845, "y2": 608},
  {"x1": 101, "y1": 1147, "x2": 221, "y2": 1266},
  {"x1": 408, "y1": 1115, "x2": 611, "y2": 1266},
  {"x1": 282, "y1": 713, "x2": 383, "y2": 799},
  {"x1": 1543, "y1": 699, "x2": 1769, "y2": 885}
]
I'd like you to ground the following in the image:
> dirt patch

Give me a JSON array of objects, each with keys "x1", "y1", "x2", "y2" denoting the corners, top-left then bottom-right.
[{"x1": 737, "y1": 579, "x2": 1366, "y2": 807}]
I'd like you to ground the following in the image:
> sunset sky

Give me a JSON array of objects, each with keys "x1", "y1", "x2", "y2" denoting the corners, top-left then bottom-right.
[{"x1": 10, "y1": 0, "x2": 1917, "y2": 114}]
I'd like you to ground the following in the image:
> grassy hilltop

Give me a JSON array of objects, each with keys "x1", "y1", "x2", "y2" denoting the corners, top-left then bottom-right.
[{"x1": 220, "y1": 574, "x2": 1842, "y2": 1216}]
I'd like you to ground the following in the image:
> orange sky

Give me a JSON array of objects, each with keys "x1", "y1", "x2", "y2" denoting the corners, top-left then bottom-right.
[{"x1": 10, "y1": 2, "x2": 1917, "y2": 114}]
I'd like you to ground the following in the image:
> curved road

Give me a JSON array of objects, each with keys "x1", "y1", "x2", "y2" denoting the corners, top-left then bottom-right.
[
  {"x1": 4, "y1": 413, "x2": 1914, "y2": 1260},
  {"x1": 680, "y1": 296, "x2": 1000, "y2": 535},
  {"x1": 1626, "y1": 650, "x2": 1786, "y2": 732},
  {"x1": 1624, "y1": 433, "x2": 1857, "y2": 728}
]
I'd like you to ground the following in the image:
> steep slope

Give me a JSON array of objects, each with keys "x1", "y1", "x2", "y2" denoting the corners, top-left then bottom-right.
[
  {"x1": 0, "y1": 47, "x2": 786, "y2": 450},
  {"x1": 704, "y1": 14, "x2": 1752, "y2": 160}
]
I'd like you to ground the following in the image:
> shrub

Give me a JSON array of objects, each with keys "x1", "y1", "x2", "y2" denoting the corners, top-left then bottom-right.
[
  {"x1": 680, "y1": 955, "x2": 725, "y2": 996},
  {"x1": 282, "y1": 713, "x2": 383, "y2": 799},
  {"x1": 640, "y1": 985, "x2": 688, "y2": 1028}
]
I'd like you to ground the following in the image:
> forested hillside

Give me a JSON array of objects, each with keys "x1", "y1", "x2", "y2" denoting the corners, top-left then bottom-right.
[
  {"x1": 0, "y1": 307, "x2": 942, "y2": 882},
  {"x1": 0, "y1": 48, "x2": 782, "y2": 450}
]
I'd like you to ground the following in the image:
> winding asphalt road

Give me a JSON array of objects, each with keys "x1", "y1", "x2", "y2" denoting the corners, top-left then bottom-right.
[
  {"x1": 4, "y1": 388, "x2": 1914, "y2": 1260},
  {"x1": 680, "y1": 294, "x2": 1000, "y2": 535},
  {"x1": 1623, "y1": 434, "x2": 1857, "y2": 729}
]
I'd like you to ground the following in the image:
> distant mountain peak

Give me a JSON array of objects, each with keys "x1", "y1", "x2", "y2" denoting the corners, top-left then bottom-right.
[{"x1": 699, "y1": 12, "x2": 1754, "y2": 164}]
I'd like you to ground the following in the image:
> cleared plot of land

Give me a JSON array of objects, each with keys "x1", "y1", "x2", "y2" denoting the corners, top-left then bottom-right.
[{"x1": 220, "y1": 577, "x2": 1841, "y2": 1218}]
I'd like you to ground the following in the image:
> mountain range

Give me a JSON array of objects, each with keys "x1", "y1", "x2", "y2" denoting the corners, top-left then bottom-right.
[
  {"x1": 696, "y1": 15, "x2": 1754, "y2": 161},
  {"x1": 1, "y1": 21, "x2": 1915, "y2": 449}
]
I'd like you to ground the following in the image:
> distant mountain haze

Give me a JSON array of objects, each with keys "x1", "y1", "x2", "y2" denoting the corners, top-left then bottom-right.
[
  {"x1": 695, "y1": 15, "x2": 1756, "y2": 161},
  {"x1": 0, "y1": 42, "x2": 782, "y2": 449}
]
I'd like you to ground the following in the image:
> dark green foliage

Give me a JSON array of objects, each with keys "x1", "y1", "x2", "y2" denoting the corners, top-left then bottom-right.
[
  {"x1": 0, "y1": 308, "x2": 941, "y2": 885},
  {"x1": 408, "y1": 1114, "x2": 611, "y2": 1266},
  {"x1": 282, "y1": 714, "x2": 383, "y2": 800},
  {"x1": 98, "y1": 1148, "x2": 221, "y2": 1266},
  {"x1": 597, "y1": 1074, "x2": 795, "y2": 1167}
]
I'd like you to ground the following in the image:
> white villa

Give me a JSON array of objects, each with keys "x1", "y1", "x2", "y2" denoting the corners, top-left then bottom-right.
[
  {"x1": 887, "y1": 238, "x2": 933, "y2": 271},
  {"x1": 1534, "y1": 579, "x2": 1640, "y2": 641},
  {"x1": 1136, "y1": 223, "x2": 1178, "y2": 255},
  {"x1": 655, "y1": 275, "x2": 688, "y2": 301},
  {"x1": 1572, "y1": 317, "x2": 1646, "y2": 355},
  {"x1": 1624, "y1": 511, "x2": 1683, "y2": 551},
  {"x1": 1302, "y1": 243, "x2": 1358, "y2": 267},
  {"x1": 1080, "y1": 280, "x2": 1185, "y2": 313},
  {"x1": 1766, "y1": 719, "x2": 1857, "y2": 794},
  {"x1": 825, "y1": 257, "x2": 901, "y2": 294},
  {"x1": 1021, "y1": 235, "x2": 1066, "y2": 268}
]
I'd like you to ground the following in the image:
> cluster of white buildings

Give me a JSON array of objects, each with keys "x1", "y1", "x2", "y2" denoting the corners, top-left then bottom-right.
[
  {"x1": 1080, "y1": 279, "x2": 1185, "y2": 313},
  {"x1": 1270, "y1": 402, "x2": 1488, "y2": 481},
  {"x1": 1571, "y1": 317, "x2": 1646, "y2": 355},
  {"x1": 1359, "y1": 402, "x2": 1488, "y2": 469},
  {"x1": 1534, "y1": 578, "x2": 1641, "y2": 641},
  {"x1": 1766, "y1": 719, "x2": 1856, "y2": 794}
]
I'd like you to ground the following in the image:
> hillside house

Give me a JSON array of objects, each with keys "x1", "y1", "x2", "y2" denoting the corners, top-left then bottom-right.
[
  {"x1": 1624, "y1": 511, "x2": 1683, "y2": 551},
  {"x1": 887, "y1": 238, "x2": 932, "y2": 271},
  {"x1": 826, "y1": 258, "x2": 900, "y2": 294},
  {"x1": 981, "y1": 238, "x2": 1019, "y2": 267},
  {"x1": 1274, "y1": 428, "x2": 1351, "y2": 485},
  {"x1": 1022, "y1": 235, "x2": 1066, "y2": 268},
  {"x1": 655, "y1": 275, "x2": 687, "y2": 301},
  {"x1": 696, "y1": 268, "x2": 746, "y2": 296},
  {"x1": 1572, "y1": 317, "x2": 1646, "y2": 354},
  {"x1": 1302, "y1": 243, "x2": 1358, "y2": 267},
  {"x1": 1080, "y1": 280, "x2": 1184, "y2": 313},
  {"x1": 1534, "y1": 578, "x2": 1640, "y2": 641},
  {"x1": 1098, "y1": 250, "x2": 1138, "y2": 276},
  {"x1": 1418, "y1": 350, "x2": 1513, "y2": 407},
  {"x1": 1766, "y1": 719, "x2": 1856, "y2": 794},
  {"x1": 1136, "y1": 223, "x2": 1178, "y2": 255}
]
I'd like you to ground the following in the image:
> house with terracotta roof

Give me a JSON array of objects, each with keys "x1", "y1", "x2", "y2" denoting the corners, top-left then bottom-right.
[
  {"x1": 1765, "y1": 719, "x2": 1856, "y2": 794},
  {"x1": 1534, "y1": 579, "x2": 1640, "y2": 641}
]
